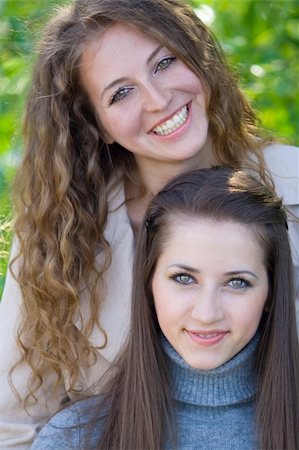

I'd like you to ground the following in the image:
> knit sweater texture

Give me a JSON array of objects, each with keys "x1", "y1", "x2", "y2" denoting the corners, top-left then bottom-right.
[
  {"x1": 32, "y1": 334, "x2": 259, "y2": 449},
  {"x1": 163, "y1": 333, "x2": 258, "y2": 449}
]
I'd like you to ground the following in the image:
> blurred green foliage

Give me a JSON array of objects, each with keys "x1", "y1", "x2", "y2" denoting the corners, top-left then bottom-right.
[
  {"x1": 0, "y1": 0, "x2": 64, "y2": 295},
  {"x1": 0, "y1": 0, "x2": 298, "y2": 297},
  {"x1": 192, "y1": 0, "x2": 299, "y2": 143}
]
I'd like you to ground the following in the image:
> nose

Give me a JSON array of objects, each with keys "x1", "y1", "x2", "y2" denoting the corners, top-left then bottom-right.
[
  {"x1": 142, "y1": 78, "x2": 171, "y2": 112},
  {"x1": 191, "y1": 287, "x2": 224, "y2": 325}
]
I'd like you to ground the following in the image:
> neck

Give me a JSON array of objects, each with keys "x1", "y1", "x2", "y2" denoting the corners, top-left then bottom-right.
[
  {"x1": 162, "y1": 332, "x2": 260, "y2": 407},
  {"x1": 136, "y1": 137, "x2": 216, "y2": 196},
  {"x1": 125, "y1": 169, "x2": 176, "y2": 235},
  {"x1": 126, "y1": 139, "x2": 216, "y2": 232}
]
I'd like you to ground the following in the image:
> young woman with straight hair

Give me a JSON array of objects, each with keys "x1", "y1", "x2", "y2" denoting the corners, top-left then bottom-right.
[{"x1": 33, "y1": 167, "x2": 299, "y2": 449}]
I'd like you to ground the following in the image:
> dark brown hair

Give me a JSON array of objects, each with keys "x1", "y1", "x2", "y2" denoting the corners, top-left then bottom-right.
[
  {"x1": 94, "y1": 167, "x2": 299, "y2": 449},
  {"x1": 12, "y1": 0, "x2": 271, "y2": 405}
]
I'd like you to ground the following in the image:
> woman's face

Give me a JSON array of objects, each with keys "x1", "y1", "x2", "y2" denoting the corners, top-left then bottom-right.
[
  {"x1": 80, "y1": 22, "x2": 212, "y2": 172},
  {"x1": 152, "y1": 218, "x2": 268, "y2": 370}
]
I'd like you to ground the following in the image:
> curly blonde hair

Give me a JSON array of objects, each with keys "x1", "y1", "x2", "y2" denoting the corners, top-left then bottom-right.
[{"x1": 11, "y1": 0, "x2": 270, "y2": 405}]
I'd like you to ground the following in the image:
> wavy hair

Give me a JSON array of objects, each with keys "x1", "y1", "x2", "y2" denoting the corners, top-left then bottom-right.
[
  {"x1": 96, "y1": 167, "x2": 299, "y2": 449},
  {"x1": 12, "y1": 0, "x2": 271, "y2": 405}
]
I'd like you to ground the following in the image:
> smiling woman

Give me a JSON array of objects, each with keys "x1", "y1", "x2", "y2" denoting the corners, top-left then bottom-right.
[
  {"x1": 32, "y1": 167, "x2": 299, "y2": 450},
  {"x1": 80, "y1": 22, "x2": 210, "y2": 176},
  {"x1": 152, "y1": 219, "x2": 269, "y2": 371},
  {"x1": 0, "y1": 0, "x2": 298, "y2": 447}
]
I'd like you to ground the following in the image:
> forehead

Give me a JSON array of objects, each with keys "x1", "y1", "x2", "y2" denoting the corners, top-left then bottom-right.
[
  {"x1": 159, "y1": 217, "x2": 266, "y2": 264},
  {"x1": 79, "y1": 22, "x2": 163, "y2": 100},
  {"x1": 81, "y1": 22, "x2": 161, "y2": 71}
]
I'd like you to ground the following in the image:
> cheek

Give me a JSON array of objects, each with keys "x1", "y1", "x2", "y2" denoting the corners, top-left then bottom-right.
[
  {"x1": 101, "y1": 108, "x2": 140, "y2": 144},
  {"x1": 155, "y1": 301, "x2": 181, "y2": 337},
  {"x1": 179, "y1": 67, "x2": 206, "y2": 99},
  {"x1": 191, "y1": 77, "x2": 205, "y2": 99},
  {"x1": 153, "y1": 287, "x2": 190, "y2": 333},
  {"x1": 153, "y1": 291, "x2": 172, "y2": 331},
  {"x1": 152, "y1": 278, "x2": 174, "y2": 332},
  {"x1": 234, "y1": 295, "x2": 267, "y2": 333}
]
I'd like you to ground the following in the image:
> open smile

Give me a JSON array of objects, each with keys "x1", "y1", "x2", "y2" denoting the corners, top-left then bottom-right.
[{"x1": 151, "y1": 104, "x2": 189, "y2": 136}]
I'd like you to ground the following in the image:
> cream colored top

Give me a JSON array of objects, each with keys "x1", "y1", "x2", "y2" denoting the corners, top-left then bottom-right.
[{"x1": 0, "y1": 143, "x2": 298, "y2": 449}]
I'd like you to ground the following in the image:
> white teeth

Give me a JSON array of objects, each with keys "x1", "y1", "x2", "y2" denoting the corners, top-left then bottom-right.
[
  {"x1": 152, "y1": 105, "x2": 188, "y2": 136},
  {"x1": 195, "y1": 333, "x2": 219, "y2": 339}
]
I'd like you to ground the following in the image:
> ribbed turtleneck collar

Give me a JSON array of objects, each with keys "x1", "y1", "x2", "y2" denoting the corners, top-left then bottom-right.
[{"x1": 162, "y1": 333, "x2": 259, "y2": 407}]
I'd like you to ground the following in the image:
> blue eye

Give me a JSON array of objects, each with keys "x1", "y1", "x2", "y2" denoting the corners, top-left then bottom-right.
[
  {"x1": 227, "y1": 278, "x2": 251, "y2": 289},
  {"x1": 110, "y1": 86, "x2": 133, "y2": 105},
  {"x1": 154, "y1": 56, "x2": 176, "y2": 74},
  {"x1": 171, "y1": 273, "x2": 195, "y2": 285}
]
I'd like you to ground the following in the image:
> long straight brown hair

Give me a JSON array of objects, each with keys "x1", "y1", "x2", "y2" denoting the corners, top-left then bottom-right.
[{"x1": 87, "y1": 167, "x2": 299, "y2": 450}]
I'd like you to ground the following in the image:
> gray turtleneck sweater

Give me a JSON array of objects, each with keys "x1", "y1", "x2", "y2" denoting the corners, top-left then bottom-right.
[
  {"x1": 163, "y1": 333, "x2": 259, "y2": 449},
  {"x1": 32, "y1": 335, "x2": 259, "y2": 449}
]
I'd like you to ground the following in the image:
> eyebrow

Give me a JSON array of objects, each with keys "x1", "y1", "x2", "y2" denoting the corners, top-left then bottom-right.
[
  {"x1": 168, "y1": 266, "x2": 258, "y2": 279},
  {"x1": 224, "y1": 270, "x2": 258, "y2": 279},
  {"x1": 168, "y1": 264, "x2": 200, "y2": 274},
  {"x1": 101, "y1": 44, "x2": 164, "y2": 99}
]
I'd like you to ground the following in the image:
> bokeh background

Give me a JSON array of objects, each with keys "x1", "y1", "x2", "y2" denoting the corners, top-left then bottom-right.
[{"x1": 0, "y1": 0, "x2": 298, "y2": 296}]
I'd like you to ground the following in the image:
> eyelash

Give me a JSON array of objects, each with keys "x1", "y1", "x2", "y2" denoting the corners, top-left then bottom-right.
[
  {"x1": 226, "y1": 277, "x2": 252, "y2": 290},
  {"x1": 170, "y1": 272, "x2": 196, "y2": 285},
  {"x1": 109, "y1": 86, "x2": 133, "y2": 105},
  {"x1": 109, "y1": 55, "x2": 177, "y2": 105},
  {"x1": 153, "y1": 55, "x2": 177, "y2": 74},
  {"x1": 169, "y1": 274, "x2": 252, "y2": 289}
]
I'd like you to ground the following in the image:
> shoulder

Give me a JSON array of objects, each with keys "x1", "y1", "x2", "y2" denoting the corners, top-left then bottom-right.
[
  {"x1": 263, "y1": 143, "x2": 299, "y2": 205},
  {"x1": 104, "y1": 176, "x2": 132, "y2": 242},
  {"x1": 32, "y1": 395, "x2": 107, "y2": 450},
  {"x1": 263, "y1": 143, "x2": 299, "y2": 172}
]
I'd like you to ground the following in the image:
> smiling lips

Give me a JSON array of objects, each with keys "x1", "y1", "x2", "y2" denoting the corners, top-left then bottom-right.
[
  {"x1": 151, "y1": 104, "x2": 189, "y2": 136},
  {"x1": 186, "y1": 330, "x2": 228, "y2": 347}
]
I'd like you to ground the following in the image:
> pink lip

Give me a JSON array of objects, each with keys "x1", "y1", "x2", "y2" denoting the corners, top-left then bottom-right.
[{"x1": 185, "y1": 329, "x2": 228, "y2": 347}]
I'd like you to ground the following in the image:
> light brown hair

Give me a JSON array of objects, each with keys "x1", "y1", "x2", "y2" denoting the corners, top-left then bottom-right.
[{"x1": 11, "y1": 0, "x2": 271, "y2": 405}]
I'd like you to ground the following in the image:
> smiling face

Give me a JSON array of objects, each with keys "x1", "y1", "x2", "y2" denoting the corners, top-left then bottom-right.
[
  {"x1": 80, "y1": 22, "x2": 212, "y2": 173},
  {"x1": 152, "y1": 218, "x2": 268, "y2": 370}
]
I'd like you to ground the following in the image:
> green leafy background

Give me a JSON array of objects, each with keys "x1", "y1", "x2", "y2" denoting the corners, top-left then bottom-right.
[{"x1": 0, "y1": 0, "x2": 298, "y2": 297}]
